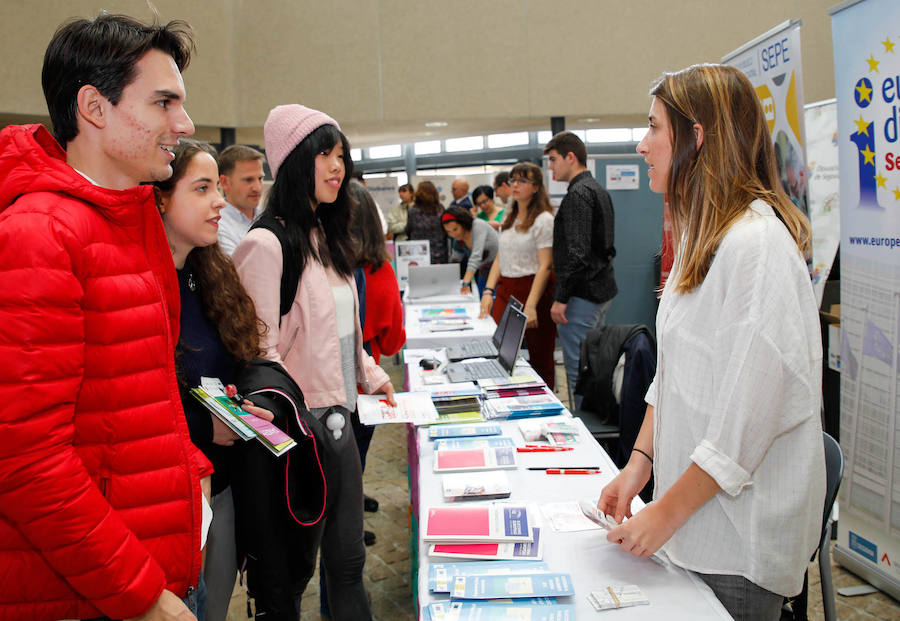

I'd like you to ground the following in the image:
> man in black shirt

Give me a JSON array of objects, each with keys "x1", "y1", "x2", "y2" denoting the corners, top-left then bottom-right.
[{"x1": 545, "y1": 131, "x2": 617, "y2": 407}]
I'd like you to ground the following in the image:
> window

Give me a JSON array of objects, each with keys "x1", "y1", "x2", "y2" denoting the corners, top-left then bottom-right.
[
  {"x1": 586, "y1": 128, "x2": 632, "y2": 143},
  {"x1": 632, "y1": 127, "x2": 649, "y2": 142},
  {"x1": 350, "y1": 148, "x2": 362, "y2": 161},
  {"x1": 414, "y1": 140, "x2": 441, "y2": 155},
  {"x1": 445, "y1": 136, "x2": 485, "y2": 152},
  {"x1": 487, "y1": 132, "x2": 529, "y2": 149},
  {"x1": 368, "y1": 144, "x2": 402, "y2": 159}
]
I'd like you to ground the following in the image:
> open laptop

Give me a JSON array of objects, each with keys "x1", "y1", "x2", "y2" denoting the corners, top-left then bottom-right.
[
  {"x1": 446, "y1": 306, "x2": 527, "y2": 383},
  {"x1": 406, "y1": 264, "x2": 471, "y2": 303},
  {"x1": 445, "y1": 296, "x2": 523, "y2": 361}
]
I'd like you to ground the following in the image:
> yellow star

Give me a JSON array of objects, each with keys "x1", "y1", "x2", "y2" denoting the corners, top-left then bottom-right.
[
  {"x1": 875, "y1": 172, "x2": 887, "y2": 188},
  {"x1": 861, "y1": 145, "x2": 876, "y2": 165},
  {"x1": 885, "y1": 38, "x2": 896, "y2": 53},
  {"x1": 867, "y1": 54, "x2": 880, "y2": 72},
  {"x1": 857, "y1": 80, "x2": 873, "y2": 103},
  {"x1": 854, "y1": 115, "x2": 871, "y2": 136},
  {"x1": 893, "y1": 186, "x2": 900, "y2": 201}
]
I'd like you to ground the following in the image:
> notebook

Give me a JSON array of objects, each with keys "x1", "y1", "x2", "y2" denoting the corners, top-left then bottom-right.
[
  {"x1": 445, "y1": 296, "x2": 523, "y2": 361},
  {"x1": 446, "y1": 307, "x2": 526, "y2": 383}
]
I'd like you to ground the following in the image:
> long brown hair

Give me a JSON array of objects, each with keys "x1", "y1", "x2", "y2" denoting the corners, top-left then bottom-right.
[
  {"x1": 414, "y1": 180, "x2": 443, "y2": 215},
  {"x1": 155, "y1": 138, "x2": 263, "y2": 363},
  {"x1": 348, "y1": 180, "x2": 390, "y2": 271},
  {"x1": 651, "y1": 64, "x2": 810, "y2": 294},
  {"x1": 500, "y1": 162, "x2": 553, "y2": 232}
]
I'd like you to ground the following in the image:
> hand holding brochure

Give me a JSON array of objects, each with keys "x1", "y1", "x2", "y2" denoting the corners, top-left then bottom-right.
[{"x1": 190, "y1": 377, "x2": 295, "y2": 456}]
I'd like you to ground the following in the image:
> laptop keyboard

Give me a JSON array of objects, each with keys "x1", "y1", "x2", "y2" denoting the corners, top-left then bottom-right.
[
  {"x1": 450, "y1": 341, "x2": 497, "y2": 358},
  {"x1": 448, "y1": 359, "x2": 506, "y2": 382}
]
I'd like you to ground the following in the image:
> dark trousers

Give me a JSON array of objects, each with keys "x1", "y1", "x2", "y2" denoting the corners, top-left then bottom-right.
[{"x1": 493, "y1": 273, "x2": 557, "y2": 389}]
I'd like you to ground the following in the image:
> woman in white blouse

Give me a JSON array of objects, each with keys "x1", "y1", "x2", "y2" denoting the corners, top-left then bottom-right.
[
  {"x1": 598, "y1": 64, "x2": 825, "y2": 621},
  {"x1": 479, "y1": 162, "x2": 556, "y2": 388}
]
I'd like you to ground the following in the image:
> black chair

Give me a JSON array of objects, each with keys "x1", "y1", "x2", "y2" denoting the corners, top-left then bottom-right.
[
  {"x1": 573, "y1": 324, "x2": 656, "y2": 471},
  {"x1": 783, "y1": 432, "x2": 844, "y2": 621}
]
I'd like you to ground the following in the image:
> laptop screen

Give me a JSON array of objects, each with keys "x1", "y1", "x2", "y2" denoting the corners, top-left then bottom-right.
[
  {"x1": 491, "y1": 296, "x2": 523, "y2": 348},
  {"x1": 497, "y1": 307, "x2": 527, "y2": 374}
]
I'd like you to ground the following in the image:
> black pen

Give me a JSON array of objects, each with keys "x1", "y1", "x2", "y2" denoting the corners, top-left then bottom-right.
[{"x1": 527, "y1": 466, "x2": 601, "y2": 470}]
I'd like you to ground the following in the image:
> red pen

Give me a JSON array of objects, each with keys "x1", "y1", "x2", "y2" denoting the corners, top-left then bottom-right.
[
  {"x1": 545, "y1": 469, "x2": 602, "y2": 475},
  {"x1": 516, "y1": 446, "x2": 574, "y2": 453}
]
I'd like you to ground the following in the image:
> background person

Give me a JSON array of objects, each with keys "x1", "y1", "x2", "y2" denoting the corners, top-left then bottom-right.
[
  {"x1": 387, "y1": 182, "x2": 414, "y2": 241},
  {"x1": 449, "y1": 176, "x2": 473, "y2": 214},
  {"x1": 493, "y1": 171, "x2": 511, "y2": 206},
  {"x1": 233, "y1": 104, "x2": 393, "y2": 621},
  {"x1": 216, "y1": 144, "x2": 266, "y2": 255},
  {"x1": 472, "y1": 184, "x2": 504, "y2": 230},
  {"x1": 442, "y1": 205, "x2": 498, "y2": 296},
  {"x1": 479, "y1": 162, "x2": 556, "y2": 388},
  {"x1": 407, "y1": 180, "x2": 448, "y2": 264},
  {"x1": 598, "y1": 64, "x2": 825, "y2": 621},
  {"x1": 154, "y1": 139, "x2": 276, "y2": 621}
]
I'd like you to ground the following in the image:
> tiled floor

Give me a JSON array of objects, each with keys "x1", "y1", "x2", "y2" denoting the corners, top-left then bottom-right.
[{"x1": 222, "y1": 356, "x2": 900, "y2": 621}]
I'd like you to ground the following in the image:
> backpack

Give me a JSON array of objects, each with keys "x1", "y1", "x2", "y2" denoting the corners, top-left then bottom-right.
[{"x1": 249, "y1": 213, "x2": 299, "y2": 319}]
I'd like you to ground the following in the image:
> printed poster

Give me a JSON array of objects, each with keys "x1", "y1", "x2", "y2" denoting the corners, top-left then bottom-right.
[
  {"x1": 724, "y1": 20, "x2": 809, "y2": 217},
  {"x1": 831, "y1": 0, "x2": 900, "y2": 598},
  {"x1": 805, "y1": 100, "x2": 841, "y2": 305}
]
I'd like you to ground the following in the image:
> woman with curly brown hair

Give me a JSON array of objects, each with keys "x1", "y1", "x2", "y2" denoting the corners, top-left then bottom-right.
[
  {"x1": 154, "y1": 138, "x2": 272, "y2": 621},
  {"x1": 479, "y1": 161, "x2": 556, "y2": 388},
  {"x1": 407, "y1": 179, "x2": 448, "y2": 263}
]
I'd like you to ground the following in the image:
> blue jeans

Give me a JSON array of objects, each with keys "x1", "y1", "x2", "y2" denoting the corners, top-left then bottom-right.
[
  {"x1": 557, "y1": 297, "x2": 610, "y2": 410},
  {"x1": 83, "y1": 574, "x2": 206, "y2": 621}
]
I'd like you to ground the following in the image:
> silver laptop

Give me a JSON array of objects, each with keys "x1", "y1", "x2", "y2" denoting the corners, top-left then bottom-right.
[
  {"x1": 445, "y1": 296, "x2": 523, "y2": 361},
  {"x1": 406, "y1": 264, "x2": 471, "y2": 302},
  {"x1": 446, "y1": 307, "x2": 527, "y2": 383}
]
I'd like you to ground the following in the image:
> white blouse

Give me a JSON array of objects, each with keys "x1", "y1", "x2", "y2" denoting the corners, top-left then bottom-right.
[
  {"x1": 645, "y1": 200, "x2": 825, "y2": 597},
  {"x1": 497, "y1": 211, "x2": 554, "y2": 278}
]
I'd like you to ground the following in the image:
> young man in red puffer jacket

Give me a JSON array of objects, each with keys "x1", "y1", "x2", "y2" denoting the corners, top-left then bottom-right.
[{"x1": 0, "y1": 13, "x2": 212, "y2": 621}]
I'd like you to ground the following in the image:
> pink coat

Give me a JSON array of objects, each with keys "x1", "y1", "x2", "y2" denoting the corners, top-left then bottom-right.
[{"x1": 234, "y1": 228, "x2": 390, "y2": 408}]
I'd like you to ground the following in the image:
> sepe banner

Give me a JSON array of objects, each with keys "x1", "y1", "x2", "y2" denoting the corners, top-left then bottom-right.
[
  {"x1": 724, "y1": 20, "x2": 809, "y2": 217},
  {"x1": 831, "y1": 0, "x2": 900, "y2": 600}
]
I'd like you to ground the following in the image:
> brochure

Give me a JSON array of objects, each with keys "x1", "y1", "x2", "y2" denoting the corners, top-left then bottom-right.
[
  {"x1": 190, "y1": 378, "x2": 295, "y2": 457},
  {"x1": 483, "y1": 394, "x2": 565, "y2": 420},
  {"x1": 541, "y1": 501, "x2": 604, "y2": 533},
  {"x1": 423, "y1": 503, "x2": 532, "y2": 543},
  {"x1": 452, "y1": 571, "x2": 574, "y2": 599},
  {"x1": 357, "y1": 391, "x2": 439, "y2": 426},
  {"x1": 433, "y1": 436, "x2": 515, "y2": 451},
  {"x1": 442, "y1": 470, "x2": 511, "y2": 502},
  {"x1": 587, "y1": 585, "x2": 650, "y2": 611},
  {"x1": 428, "y1": 560, "x2": 549, "y2": 593},
  {"x1": 518, "y1": 421, "x2": 580, "y2": 445},
  {"x1": 477, "y1": 375, "x2": 543, "y2": 389},
  {"x1": 423, "y1": 598, "x2": 574, "y2": 621},
  {"x1": 433, "y1": 446, "x2": 516, "y2": 472},
  {"x1": 429, "y1": 526, "x2": 543, "y2": 561},
  {"x1": 419, "y1": 307, "x2": 470, "y2": 321},
  {"x1": 428, "y1": 422, "x2": 501, "y2": 439}
]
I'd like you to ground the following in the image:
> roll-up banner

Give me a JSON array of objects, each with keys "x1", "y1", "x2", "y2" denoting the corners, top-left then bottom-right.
[
  {"x1": 723, "y1": 20, "x2": 809, "y2": 218},
  {"x1": 831, "y1": 0, "x2": 900, "y2": 599}
]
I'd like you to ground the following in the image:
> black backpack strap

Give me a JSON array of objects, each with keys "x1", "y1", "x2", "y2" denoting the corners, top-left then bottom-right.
[{"x1": 249, "y1": 214, "x2": 298, "y2": 319}]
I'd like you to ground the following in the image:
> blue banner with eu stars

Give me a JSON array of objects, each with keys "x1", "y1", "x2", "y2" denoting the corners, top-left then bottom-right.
[{"x1": 832, "y1": 0, "x2": 900, "y2": 601}]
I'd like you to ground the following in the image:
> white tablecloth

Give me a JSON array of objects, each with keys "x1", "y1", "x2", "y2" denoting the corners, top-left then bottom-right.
[
  {"x1": 405, "y1": 357, "x2": 733, "y2": 620},
  {"x1": 404, "y1": 292, "x2": 496, "y2": 350}
]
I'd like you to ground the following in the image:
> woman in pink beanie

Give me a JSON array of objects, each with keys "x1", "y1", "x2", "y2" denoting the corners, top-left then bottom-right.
[{"x1": 232, "y1": 104, "x2": 394, "y2": 620}]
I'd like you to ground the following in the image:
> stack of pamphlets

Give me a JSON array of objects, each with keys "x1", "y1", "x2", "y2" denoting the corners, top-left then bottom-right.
[
  {"x1": 477, "y1": 374, "x2": 542, "y2": 389},
  {"x1": 482, "y1": 381, "x2": 550, "y2": 400},
  {"x1": 428, "y1": 561, "x2": 550, "y2": 593},
  {"x1": 422, "y1": 598, "x2": 574, "y2": 621},
  {"x1": 482, "y1": 394, "x2": 565, "y2": 420},
  {"x1": 356, "y1": 391, "x2": 439, "y2": 426},
  {"x1": 190, "y1": 378, "x2": 296, "y2": 456},
  {"x1": 518, "y1": 420, "x2": 580, "y2": 445},
  {"x1": 423, "y1": 503, "x2": 534, "y2": 544},
  {"x1": 428, "y1": 526, "x2": 543, "y2": 561},
  {"x1": 452, "y1": 571, "x2": 574, "y2": 599},
  {"x1": 587, "y1": 585, "x2": 650, "y2": 611},
  {"x1": 441, "y1": 470, "x2": 511, "y2": 501},
  {"x1": 419, "y1": 308, "x2": 473, "y2": 332},
  {"x1": 433, "y1": 446, "x2": 516, "y2": 472},
  {"x1": 428, "y1": 422, "x2": 501, "y2": 439},
  {"x1": 423, "y1": 384, "x2": 485, "y2": 425},
  {"x1": 433, "y1": 436, "x2": 515, "y2": 452}
]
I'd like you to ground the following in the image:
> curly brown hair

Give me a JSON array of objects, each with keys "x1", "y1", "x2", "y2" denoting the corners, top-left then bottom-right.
[{"x1": 155, "y1": 138, "x2": 264, "y2": 363}]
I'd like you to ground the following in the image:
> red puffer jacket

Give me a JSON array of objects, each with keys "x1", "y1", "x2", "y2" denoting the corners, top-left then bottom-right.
[{"x1": 0, "y1": 124, "x2": 213, "y2": 621}]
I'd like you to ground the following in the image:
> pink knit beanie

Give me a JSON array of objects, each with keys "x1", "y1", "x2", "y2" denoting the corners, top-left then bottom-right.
[{"x1": 264, "y1": 104, "x2": 340, "y2": 178}]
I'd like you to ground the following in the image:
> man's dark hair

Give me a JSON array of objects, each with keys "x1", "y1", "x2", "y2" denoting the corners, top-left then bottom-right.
[
  {"x1": 494, "y1": 171, "x2": 509, "y2": 187},
  {"x1": 42, "y1": 12, "x2": 195, "y2": 146},
  {"x1": 543, "y1": 131, "x2": 587, "y2": 166},
  {"x1": 218, "y1": 144, "x2": 265, "y2": 177}
]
